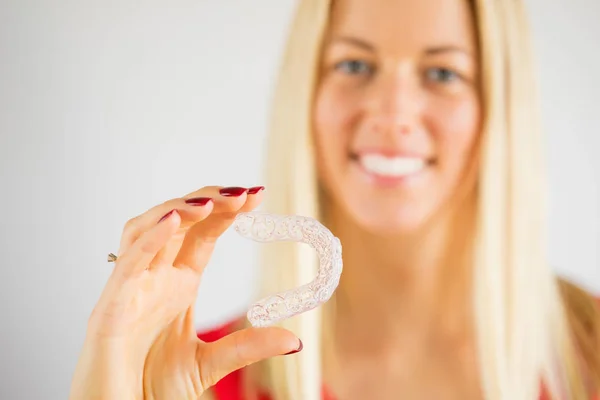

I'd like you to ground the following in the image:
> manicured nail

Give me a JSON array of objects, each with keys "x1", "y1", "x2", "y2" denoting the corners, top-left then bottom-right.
[
  {"x1": 247, "y1": 186, "x2": 265, "y2": 195},
  {"x1": 185, "y1": 197, "x2": 212, "y2": 206},
  {"x1": 283, "y1": 340, "x2": 303, "y2": 355},
  {"x1": 158, "y1": 210, "x2": 176, "y2": 223},
  {"x1": 219, "y1": 187, "x2": 247, "y2": 197}
]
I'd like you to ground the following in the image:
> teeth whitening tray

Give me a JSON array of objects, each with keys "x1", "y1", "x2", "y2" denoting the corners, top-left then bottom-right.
[{"x1": 232, "y1": 212, "x2": 343, "y2": 327}]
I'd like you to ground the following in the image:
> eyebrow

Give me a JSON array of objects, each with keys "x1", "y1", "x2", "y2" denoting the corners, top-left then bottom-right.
[
  {"x1": 330, "y1": 36, "x2": 375, "y2": 52},
  {"x1": 425, "y1": 45, "x2": 472, "y2": 56},
  {"x1": 330, "y1": 36, "x2": 472, "y2": 56}
]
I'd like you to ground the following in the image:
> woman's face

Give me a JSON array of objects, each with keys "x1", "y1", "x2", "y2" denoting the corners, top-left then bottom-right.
[{"x1": 313, "y1": 0, "x2": 481, "y2": 234}]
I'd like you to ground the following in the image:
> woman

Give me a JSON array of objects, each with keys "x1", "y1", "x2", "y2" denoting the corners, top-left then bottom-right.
[{"x1": 70, "y1": 0, "x2": 600, "y2": 399}]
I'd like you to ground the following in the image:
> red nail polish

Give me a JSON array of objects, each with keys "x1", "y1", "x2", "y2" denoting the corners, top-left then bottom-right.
[
  {"x1": 185, "y1": 197, "x2": 212, "y2": 206},
  {"x1": 158, "y1": 210, "x2": 175, "y2": 223},
  {"x1": 219, "y1": 187, "x2": 247, "y2": 197},
  {"x1": 247, "y1": 186, "x2": 265, "y2": 194},
  {"x1": 283, "y1": 340, "x2": 303, "y2": 355}
]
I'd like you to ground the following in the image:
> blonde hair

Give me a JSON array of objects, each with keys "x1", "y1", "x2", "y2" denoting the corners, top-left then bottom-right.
[{"x1": 248, "y1": 0, "x2": 595, "y2": 399}]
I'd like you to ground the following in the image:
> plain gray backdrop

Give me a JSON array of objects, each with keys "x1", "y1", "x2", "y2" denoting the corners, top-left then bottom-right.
[{"x1": 0, "y1": 0, "x2": 598, "y2": 399}]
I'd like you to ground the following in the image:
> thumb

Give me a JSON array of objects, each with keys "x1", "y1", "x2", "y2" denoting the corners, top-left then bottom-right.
[{"x1": 199, "y1": 327, "x2": 303, "y2": 388}]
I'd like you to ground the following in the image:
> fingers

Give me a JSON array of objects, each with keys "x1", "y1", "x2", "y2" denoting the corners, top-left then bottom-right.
[
  {"x1": 153, "y1": 199, "x2": 215, "y2": 267},
  {"x1": 113, "y1": 209, "x2": 182, "y2": 277},
  {"x1": 173, "y1": 186, "x2": 265, "y2": 271},
  {"x1": 154, "y1": 186, "x2": 251, "y2": 267},
  {"x1": 117, "y1": 186, "x2": 265, "y2": 268},
  {"x1": 199, "y1": 327, "x2": 302, "y2": 389},
  {"x1": 236, "y1": 185, "x2": 265, "y2": 213},
  {"x1": 118, "y1": 186, "x2": 232, "y2": 255}
]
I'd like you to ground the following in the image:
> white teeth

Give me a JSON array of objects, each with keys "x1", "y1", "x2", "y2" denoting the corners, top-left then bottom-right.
[{"x1": 359, "y1": 155, "x2": 426, "y2": 177}]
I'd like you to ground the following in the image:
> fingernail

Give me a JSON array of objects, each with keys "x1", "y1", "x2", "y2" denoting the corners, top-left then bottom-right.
[
  {"x1": 283, "y1": 340, "x2": 303, "y2": 355},
  {"x1": 158, "y1": 210, "x2": 176, "y2": 223},
  {"x1": 247, "y1": 186, "x2": 265, "y2": 195},
  {"x1": 185, "y1": 197, "x2": 212, "y2": 206},
  {"x1": 219, "y1": 187, "x2": 247, "y2": 197}
]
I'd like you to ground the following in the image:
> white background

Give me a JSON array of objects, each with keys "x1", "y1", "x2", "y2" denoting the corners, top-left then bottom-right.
[{"x1": 0, "y1": 0, "x2": 598, "y2": 398}]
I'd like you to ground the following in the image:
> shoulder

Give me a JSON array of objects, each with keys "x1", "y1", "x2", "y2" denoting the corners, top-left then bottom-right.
[
  {"x1": 556, "y1": 277, "x2": 600, "y2": 395},
  {"x1": 557, "y1": 277, "x2": 600, "y2": 332},
  {"x1": 557, "y1": 277, "x2": 600, "y2": 347}
]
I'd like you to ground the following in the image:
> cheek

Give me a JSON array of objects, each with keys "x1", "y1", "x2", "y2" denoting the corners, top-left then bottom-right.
[
  {"x1": 313, "y1": 82, "x2": 358, "y2": 179},
  {"x1": 428, "y1": 96, "x2": 480, "y2": 169},
  {"x1": 314, "y1": 81, "x2": 360, "y2": 141}
]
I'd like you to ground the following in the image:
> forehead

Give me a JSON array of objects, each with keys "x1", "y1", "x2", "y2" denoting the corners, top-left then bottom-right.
[{"x1": 328, "y1": 0, "x2": 477, "y2": 52}]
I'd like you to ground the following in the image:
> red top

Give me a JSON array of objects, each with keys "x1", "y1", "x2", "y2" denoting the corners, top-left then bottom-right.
[{"x1": 198, "y1": 300, "x2": 600, "y2": 400}]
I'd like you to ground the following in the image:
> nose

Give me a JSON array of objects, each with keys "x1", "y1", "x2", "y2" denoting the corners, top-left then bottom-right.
[{"x1": 365, "y1": 68, "x2": 421, "y2": 137}]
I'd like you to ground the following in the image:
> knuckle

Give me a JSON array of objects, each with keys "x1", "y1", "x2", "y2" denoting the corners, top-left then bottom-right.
[
  {"x1": 123, "y1": 217, "x2": 138, "y2": 235},
  {"x1": 196, "y1": 343, "x2": 227, "y2": 389},
  {"x1": 140, "y1": 237, "x2": 160, "y2": 255},
  {"x1": 119, "y1": 218, "x2": 140, "y2": 248},
  {"x1": 162, "y1": 198, "x2": 179, "y2": 208},
  {"x1": 198, "y1": 346, "x2": 218, "y2": 389},
  {"x1": 232, "y1": 332, "x2": 251, "y2": 367},
  {"x1": 184, "y1": 186, "x2": 214, "y2": 199}
]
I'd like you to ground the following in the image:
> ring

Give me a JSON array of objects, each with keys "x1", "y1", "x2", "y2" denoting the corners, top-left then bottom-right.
[{"x1": 107, "y1": 253, "x2": 118, "y2": 263}]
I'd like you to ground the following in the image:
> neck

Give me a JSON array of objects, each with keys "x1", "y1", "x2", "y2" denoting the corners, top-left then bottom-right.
[{"x1": 324, "y1": 198, "x2": 476, "y2": 352}]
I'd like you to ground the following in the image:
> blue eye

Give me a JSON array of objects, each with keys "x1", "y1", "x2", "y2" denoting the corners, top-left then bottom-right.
[
  {"x1": 426, "y1": 68, "x2": 460, "y2": 83},
  {"x1": 334, "y1": 60, "x2": 372, "y2": 75}
]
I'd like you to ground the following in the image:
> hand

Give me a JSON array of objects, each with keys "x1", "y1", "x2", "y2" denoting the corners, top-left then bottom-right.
[{"x1": 70, "y1": 186, "x2": 302, "y2": 400}]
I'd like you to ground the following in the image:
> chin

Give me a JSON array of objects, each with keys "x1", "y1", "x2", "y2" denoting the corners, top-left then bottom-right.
[{"x1": 346, "y1": 204, "x2": 433, "y2": 237}]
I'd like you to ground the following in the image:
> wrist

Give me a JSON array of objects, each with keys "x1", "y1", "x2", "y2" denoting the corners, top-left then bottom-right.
[{"x1": 70, "y1": 335, "x2": 142, "y2": 400}]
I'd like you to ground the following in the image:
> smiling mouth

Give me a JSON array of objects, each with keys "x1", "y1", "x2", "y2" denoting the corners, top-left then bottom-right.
[{"x1": 351, "y1": 153, "x2": 435, "y2": 178}]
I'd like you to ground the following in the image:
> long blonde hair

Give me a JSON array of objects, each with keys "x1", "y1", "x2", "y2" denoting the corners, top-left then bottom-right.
[{"x1": 249, "y1": 0, "x2": 595, "y2": 399}]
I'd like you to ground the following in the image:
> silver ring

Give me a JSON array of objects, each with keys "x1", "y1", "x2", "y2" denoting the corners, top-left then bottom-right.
[{"x1": 107, "y1": 253, "x2": 118, "y2": 263}]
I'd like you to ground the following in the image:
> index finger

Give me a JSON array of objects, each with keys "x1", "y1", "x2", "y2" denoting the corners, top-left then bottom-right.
[
  {"x1": 173, "y1": 186, "x2": 266, "y2": 271},
  {"x1": 118, "y1": 186, "x2": 251, "y2": 256}
]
